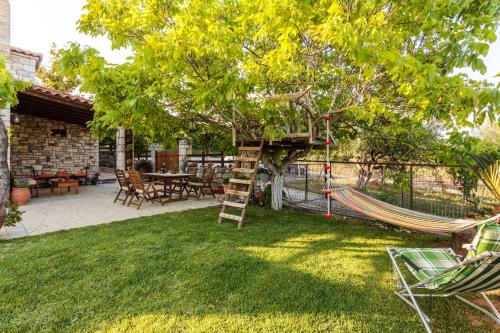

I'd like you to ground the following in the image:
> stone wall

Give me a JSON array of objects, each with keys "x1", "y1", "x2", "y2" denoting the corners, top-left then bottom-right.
[
  {"x1": 10, "y1": 113, "x2": 99, "y2": 176},
  {"x1": 0, "y1": 0, "x2": 10, "y2": 57},
  {"x1": 9, "y1": 50, "x2": 37, "y2": 82}
]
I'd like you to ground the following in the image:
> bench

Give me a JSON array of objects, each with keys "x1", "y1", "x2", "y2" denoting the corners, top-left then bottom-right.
[{"x1": 50, "y1": 179, "x2": 80, "y2": 196}]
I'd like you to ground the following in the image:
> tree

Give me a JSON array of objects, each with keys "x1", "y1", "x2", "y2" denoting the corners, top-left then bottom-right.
[
  {"x1": 59, "y1": 0, "x2": 499, "y2": 209},
  {"x1": 37, "y1": 43, "x2": 81, "y2": 93},
  {"x1": 0, "y1": 56, "x2": 30, "y2": 226},
  {"x1": 338, "y1": 118, "x2": 444, "y2": 189}
]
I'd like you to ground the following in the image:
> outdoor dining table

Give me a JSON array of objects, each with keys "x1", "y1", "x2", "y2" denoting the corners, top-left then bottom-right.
[{"x1": 141, "y1": 172, "x2": 192, "y2": 202}]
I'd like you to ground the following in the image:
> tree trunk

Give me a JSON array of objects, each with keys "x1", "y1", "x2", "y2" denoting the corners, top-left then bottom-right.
[
  {"x1": 261, "y1": 146, "x2": 312, "y2": 211},
  {"x1": 356, "y1": 164, "x2": 373, "y2": 190},
  {"x1": 0, "y1": 120, "x2": 10, "y2": 227},
  {"x1": 271, "y1": 171, "x2": 284, "y2": 210}
]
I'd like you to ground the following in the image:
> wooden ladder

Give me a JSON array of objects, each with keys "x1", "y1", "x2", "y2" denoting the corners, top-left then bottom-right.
[{"x1": 217, "y1": 138, "x2": 265, "y2": 228}]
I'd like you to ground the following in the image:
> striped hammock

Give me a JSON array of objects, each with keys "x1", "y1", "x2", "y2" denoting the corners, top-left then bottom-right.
[{"x1": 330, "y1": 186, "x2": 500, "y2": 233}]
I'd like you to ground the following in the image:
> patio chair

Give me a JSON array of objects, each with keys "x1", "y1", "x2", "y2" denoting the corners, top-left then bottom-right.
[
  {"x1": 387, "y1": 223, "x2": 500, "y2": 333},
  {"x1": 171, "y1": 165, "x2": 198, "y2": 195},
  {"x1": 127, "y1": 170, "x2": 163, "y2": 209},
  {"x1": 113, "y1": 169, "x2": 132, "y2": 205},
  {"x1": 187, "y1": 166, "x2": 216, "y2": 199}
]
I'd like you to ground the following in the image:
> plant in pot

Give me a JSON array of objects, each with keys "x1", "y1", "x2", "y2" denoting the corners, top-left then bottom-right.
[
  {"x1": 0, "y1": 203, "x2": 23, "y2": 230},
  {"x1": 222, "y1": 178, "x2": 230, "y2": 193},
  {"x1": 11, "y1": 177, "x2": 31, "y2": 205},
  {"x1": 468, "y1": 153, "x2": 500, "y2": 215}
]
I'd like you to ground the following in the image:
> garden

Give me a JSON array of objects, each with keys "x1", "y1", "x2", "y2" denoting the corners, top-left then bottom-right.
[
  {"x1": 0, "y1": 207, "x2": 497, "y2": 333},
  {"x1": 0, "y1": 1, "x2": 499, "y2": 332}
]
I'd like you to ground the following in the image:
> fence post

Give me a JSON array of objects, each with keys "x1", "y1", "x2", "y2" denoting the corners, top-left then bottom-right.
[
  {"x1": 305, "y1": 164, "x2": 309, "y2": 201},
  {"x1": 461, "y1": 187, "x2": 466, "y2": 218},
  {"x1": 221, "y1": 151, "x2": 225, "y2": 168},
  {"x1": 409, "y1": 165, "x2": 414, "y2": 210},
  {"x1": 154, "y1": 151, "x2": 158, "y2": 172}
]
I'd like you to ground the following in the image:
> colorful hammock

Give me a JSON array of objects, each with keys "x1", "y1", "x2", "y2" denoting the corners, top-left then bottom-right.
[{"x1": 330, "y1": 186, "x2": 500, "y2": 233}]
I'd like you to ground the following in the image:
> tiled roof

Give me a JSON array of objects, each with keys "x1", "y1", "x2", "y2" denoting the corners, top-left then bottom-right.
[
  {"x1": 10, "y1": 46, "x2": 43, "y2": 68},
  {"x1": 26, "y1": 84, "x2": 93, "y2": 107}
]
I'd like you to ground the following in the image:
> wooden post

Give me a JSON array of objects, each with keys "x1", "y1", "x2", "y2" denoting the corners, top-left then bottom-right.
[
  {"x1": 221, "y1": 151, "x2": 224, "y2": 168},
  {"x1": 305, "y1": 164, "x2": 309, "y2": 201},
  {"x1": 409, "y1": 165, "x2": 414, "y2": 210},
  {"x1": 232, "y1": 108, "x2": 236, "y2": 146}
]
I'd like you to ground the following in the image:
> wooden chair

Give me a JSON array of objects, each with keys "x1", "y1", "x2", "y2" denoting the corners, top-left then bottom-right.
[
  {"x1": 172, "y1": 165, "x2": 198, "y2": 196},
  {"x1": 113, "y1": 169, "x2": 132, "y2": 205},
  {"x1": 127, "y1": 170, "x2": 163, "y2": 209},
  {"x1": 187, "y1": 166, "x2": 216, "y2": 199}
]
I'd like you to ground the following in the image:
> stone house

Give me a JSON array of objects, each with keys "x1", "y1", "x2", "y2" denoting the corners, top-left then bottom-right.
[{"x1": 0, "y1": 0, "x2": 99, "y2": 176}]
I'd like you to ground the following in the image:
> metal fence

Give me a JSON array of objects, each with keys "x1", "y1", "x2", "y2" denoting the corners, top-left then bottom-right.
[{"x1": 283, "y1": 161, "x2": 496, "y2": 219}]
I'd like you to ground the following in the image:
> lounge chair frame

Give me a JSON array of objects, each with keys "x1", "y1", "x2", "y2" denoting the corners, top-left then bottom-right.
[{"x1": 387, "y1": 248, "x2": 500, "y2": 333}]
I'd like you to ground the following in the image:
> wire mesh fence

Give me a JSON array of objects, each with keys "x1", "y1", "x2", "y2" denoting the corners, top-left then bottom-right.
[{"x1": 283, "y1": 161, "x2": 496, "y2": 219}]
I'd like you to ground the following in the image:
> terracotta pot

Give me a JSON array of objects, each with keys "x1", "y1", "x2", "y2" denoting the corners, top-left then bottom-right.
[
  {"x1": 495, "y1": 205, "x2": 500, "y2": 215},
  {"x1": 11, "y1": 188, "x2": 31, "y2": 205},
  {"x1": 223, "y1": 184, "x2": 230, "y2": 193}
]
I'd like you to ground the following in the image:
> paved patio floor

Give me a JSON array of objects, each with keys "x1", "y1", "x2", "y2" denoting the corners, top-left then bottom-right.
[{"x1": 0, "y1": 183, "x2": 221, "y2": 240}]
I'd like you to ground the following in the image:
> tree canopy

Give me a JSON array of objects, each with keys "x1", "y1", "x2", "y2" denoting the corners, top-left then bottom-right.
[
  {"x1": 58, "y1": 0, "x2": 500, "y2": 208},
  {"x1": 62, "y1": 0, "x2": 499, "y2": 139},
  {"x1": 37, "y1": 43, "x2": 81, "y2": 93}
]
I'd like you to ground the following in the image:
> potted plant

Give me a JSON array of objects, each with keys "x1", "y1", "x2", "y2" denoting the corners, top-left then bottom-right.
[
  {"x1": 222, "y1": 178, "x2": 230, "y2": 193},
  {"x1": 11, "y1": 177, "x2": 31, "y2": 205},
  {"x1": 0, "y1": 203, "x2": 23, "y2": 230},
  {"x1": 468, "y1": 153, "x2": 500, "y2": 215}
]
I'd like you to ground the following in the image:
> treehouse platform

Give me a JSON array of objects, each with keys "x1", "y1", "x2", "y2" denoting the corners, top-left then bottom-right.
[{"x1": 240, "y1": 133, "x2": 324, "y2": 149}]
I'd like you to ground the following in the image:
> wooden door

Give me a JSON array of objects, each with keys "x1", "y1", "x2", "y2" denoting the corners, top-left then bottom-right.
[{"x1": 155, "y1": 150, "x2": 179, "y2": 172}]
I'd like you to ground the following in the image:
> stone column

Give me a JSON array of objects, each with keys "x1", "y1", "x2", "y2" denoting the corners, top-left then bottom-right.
[
  {"x1": 116, "y1": 127, "x2": 126, "y2": 170},
  {"x1": 0, "y1": 0, "x2": 10, "y2": 58},
  {"x1": 178, "y1": 140, "x2": 192, "y2": 172},
  {"x1": 0, "y1": 0, "x2": 10, "y2": 166}
]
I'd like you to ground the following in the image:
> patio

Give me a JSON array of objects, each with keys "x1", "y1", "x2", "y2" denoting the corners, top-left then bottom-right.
[{"x1": 0, "y1": 183, "x2": 220, "y2": 240}]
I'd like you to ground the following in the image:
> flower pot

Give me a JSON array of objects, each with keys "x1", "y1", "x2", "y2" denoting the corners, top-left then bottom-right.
[
  {"x1": 495, "y1": 205, "x2": 500, "y2": 215},
  {"x1": 223, "y1": 184, "x2": 230, "y2": 193},
  {"x1": 11, "y1": 188, "x2": 31, "y2": 206}
]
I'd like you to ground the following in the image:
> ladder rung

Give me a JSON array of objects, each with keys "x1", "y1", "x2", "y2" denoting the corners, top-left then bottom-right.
[
  {"x1": 239, "y1": 147, "x2": 261, "y2": 151},
  {"x1": 229, "y1": 178, "x2": 252, "y2": 185},
  {"x1": 235, "y1": 156, "x2": 259, "y2": 162},
  {"x1": 226, "y1": 189, "x2": 250, "y2": 196},
  {"x1": 233, "y1": 168, "x2": 255, "y2": 174},
  {"x1": 223, "y1": 201, "x2": 247, "y2": 209},
  {"x1": 219, "y1": 212, "x2": 243, "y2": 222}
]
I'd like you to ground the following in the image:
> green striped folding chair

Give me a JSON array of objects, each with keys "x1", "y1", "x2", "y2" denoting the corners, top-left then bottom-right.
[{"x1": 387, "y1": 223, "x2": 500, "y2": 333}]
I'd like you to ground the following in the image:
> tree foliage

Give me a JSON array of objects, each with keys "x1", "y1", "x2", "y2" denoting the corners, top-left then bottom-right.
[
  {"x1": 37, "y1": 44, "x2": 82, "y2": 93},
  {"x1": 58, "y1": 0, "x2": 500, "y2": 208},
  {"x1": 66, "y1": 0, "x2": 499, "y2": 136}
]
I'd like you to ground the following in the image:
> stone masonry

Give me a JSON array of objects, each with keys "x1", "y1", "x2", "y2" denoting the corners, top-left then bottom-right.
[
  {"x1": 9, "y1": 49, "x2": 38, "y2": 82},
  {"x1": 10, "y1": 113, "x2": 99, "y2": 176}
]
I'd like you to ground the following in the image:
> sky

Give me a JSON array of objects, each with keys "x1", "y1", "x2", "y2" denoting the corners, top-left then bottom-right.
[{"x1": 9, "y1": 0, "x2": 500, "y2": 84}]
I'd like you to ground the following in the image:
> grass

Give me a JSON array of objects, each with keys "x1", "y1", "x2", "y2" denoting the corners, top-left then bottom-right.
[{"x1": 0, "y1": 207, "x2": 497, "y2": 332}]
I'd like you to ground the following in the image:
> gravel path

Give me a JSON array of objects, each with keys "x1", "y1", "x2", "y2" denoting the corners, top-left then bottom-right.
[{"x1": 0, "y1": 183, "x2": 220, "y2": 240}]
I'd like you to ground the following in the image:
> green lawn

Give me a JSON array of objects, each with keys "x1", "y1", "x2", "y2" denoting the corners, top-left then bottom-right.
[{"x1": 0, "y1": 207, "x2": 496, "y2": 332}]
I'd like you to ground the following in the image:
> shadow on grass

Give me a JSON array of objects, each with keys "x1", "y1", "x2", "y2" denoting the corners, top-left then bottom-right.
[{"x1": 0, "y1": 207, "x2": 491, "y2": 332}]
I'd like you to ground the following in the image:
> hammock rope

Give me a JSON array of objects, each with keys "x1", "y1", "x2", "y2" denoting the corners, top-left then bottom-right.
[
  {"x1": 330, "y1": 186, "x2": 500, "y2": 233},
  {"x1": 321, "y1": 115, "x2": 499, "y2": 233}
]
